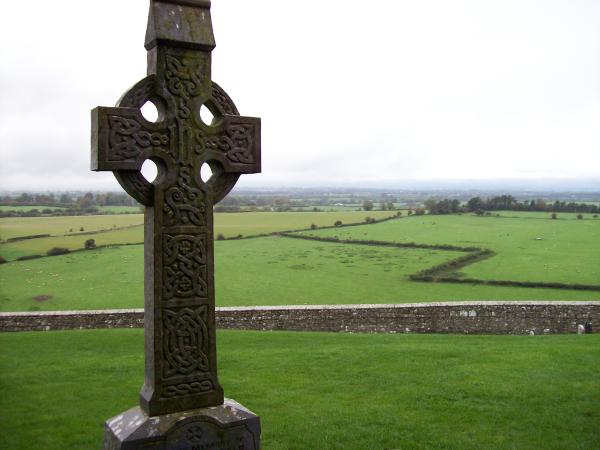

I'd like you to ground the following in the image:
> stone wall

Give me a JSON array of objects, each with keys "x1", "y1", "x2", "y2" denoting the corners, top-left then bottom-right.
[{"x1": 1, "y1": 302, "x2": 598, "y2": 334}]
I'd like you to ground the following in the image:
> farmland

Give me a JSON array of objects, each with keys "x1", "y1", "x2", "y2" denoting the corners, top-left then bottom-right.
[
  {"x1": 0, "y1": 210, "x2": 598, "y2": 312},
  {"x1": 1, "y1": 329, "x2": 598, "y2": 449},
  {"x1": 297, "y1": 213, "x2": 600, "y2": 286},
  {"x1": 0, "y1": 235, "x2": 596, "y2": 313},
  {"x1": 0, "y1": 210, "x2": 396, "y2": 260},
  {"x1": 0, "y1": 205, "x2": 67, "y2": 212},
  {"x1": 0, "y1": 214, "x2": 143, "y2": 241}
]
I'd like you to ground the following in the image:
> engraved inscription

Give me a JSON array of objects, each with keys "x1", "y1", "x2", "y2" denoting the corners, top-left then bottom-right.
[{"x1": 165, "y1": 420, "x2": 256, "y2": 450}]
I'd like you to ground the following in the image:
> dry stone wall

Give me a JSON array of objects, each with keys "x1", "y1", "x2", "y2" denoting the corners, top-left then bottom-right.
[{"x1": 1, "y1": 302, "x2": 598, "y2": 334}]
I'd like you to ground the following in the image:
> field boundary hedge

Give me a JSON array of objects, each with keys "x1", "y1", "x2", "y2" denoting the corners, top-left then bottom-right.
[{"x1": 280, "y1": 233, "x2": 600, "y2": 293}]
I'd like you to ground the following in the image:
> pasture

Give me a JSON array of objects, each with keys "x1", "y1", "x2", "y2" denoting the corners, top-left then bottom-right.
[
  {"x1": 0, "y1": 214, "x2": 143, "y2": 241},
  {"x1": 1, "y1": 329, "x2": 598, "y2": 449},
  {"x1": 1, "y1": 210, "x2": 598, "y2": 312},
  {"x1": 0, "y1": 205, "x2": 67, "y2": 212},
  {"x1": 298, "y1": 213, "x2": 600, "y2": 286},
  {"x1": 0, "y1": 237, "x2": 595, "y2": 313},
  {"x1": 0, "y1": 210, "x2": 395, "y2": 260}
]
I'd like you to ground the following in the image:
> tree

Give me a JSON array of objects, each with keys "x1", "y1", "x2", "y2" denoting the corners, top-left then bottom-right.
[
  {"x1": 77, "y1": 192, "x2": 96, "y2": 210},
  {"x1": 362, "y1": 200, "x2": 374, "y2": 211},
  {"x1": 84, "y1": 239, "x2": 96, "y2": 249},
  {"x1": 467, "y1": 197, "x2": 485, "y2": 212}
]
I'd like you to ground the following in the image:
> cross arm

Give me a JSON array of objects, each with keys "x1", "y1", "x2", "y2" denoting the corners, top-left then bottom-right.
[
  {"x1": 202, "y1": 114, "x2": 261, "y2": 174},
  {"x1": 91, "y1": 106, "x2": 170, "y2": 172}
]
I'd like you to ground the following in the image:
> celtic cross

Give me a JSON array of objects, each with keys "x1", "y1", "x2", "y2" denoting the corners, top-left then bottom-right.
[{"x1": 92, "y1": 0, "x2": 260, "y2": 417}]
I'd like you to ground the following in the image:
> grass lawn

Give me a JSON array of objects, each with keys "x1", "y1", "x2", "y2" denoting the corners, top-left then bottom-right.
[
  {"x1": 298, "y1": 214, "x2": 600, "y2": 286},
  {"x1": 0, "y1": 211, "x2": 396, "y2": 260},
  {"x1": 1, "y1": 238, "x2": 596, "y2": 312},
  {"x1": 0, "y1": 329, "x2": 598, "y2": 449}
]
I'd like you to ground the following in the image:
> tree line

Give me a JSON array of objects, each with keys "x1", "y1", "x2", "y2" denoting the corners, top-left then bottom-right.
[
  {"x1": 0, "y1": 192, "x2": 140, "y2": 217},
  {"x1": 424, "y1": 195, "x2": 599, "y2": 215}
]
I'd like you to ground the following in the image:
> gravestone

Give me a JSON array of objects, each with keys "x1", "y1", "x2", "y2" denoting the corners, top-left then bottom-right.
[{"x1": 91, "y1": 1, "x2": 261, "y2": 448}]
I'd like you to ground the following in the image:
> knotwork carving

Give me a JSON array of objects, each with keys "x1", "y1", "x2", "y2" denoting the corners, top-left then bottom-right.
[
  {"x1": 163, "y1": 307, "x2": 209, "y2": 378},
  {"x1": 108, "y1": 116, "x2": 169, "y2": 161},
  {"x1": 161, "y1": 380, "x2": 213, "y2": 399},
  {"x1": 163, "y1": 233, "x2": 207, "y2": 300},
  {"x1": 163, "y1": 166, "x2": 205, "y2": 226},
  {"x1": 211, "y1": 83, "x2": 238, "y2": 115},
  {"x1": 199, "y1": 123, "x2": 256, "y2": 164},
  {"x1": 165, "y1": 54, "x2": 206, "y2": 119}
]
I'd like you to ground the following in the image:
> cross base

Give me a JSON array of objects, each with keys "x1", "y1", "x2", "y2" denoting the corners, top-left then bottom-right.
[{"x1": 104, "y1": 399, "x2": 261, "y2": 450}]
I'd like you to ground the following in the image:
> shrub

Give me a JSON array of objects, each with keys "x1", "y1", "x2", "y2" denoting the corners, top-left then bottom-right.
[
  {"x1": 84, "y1": 239, "x2": 96, "y2": 249},
  {"x1": 17, "y1": 254, "x2": 43, "y2": 261},
  {"x1": 47, "y1": 247, "x2": 70, "y2": 256},
  {"x1": 216, "y1": 233, "x2": 225, "y2": 240},
  {"x1": 79, "y1": 227, "x2": 84, "y2": 231},
  {"x1": 594, "y1": 214, "x2": 598, "y2": 218},
  {"x1": 310, "y1": 224, "x2": 317, "y2": 230},
  {"x1": 396, "y1": 211, "x2": 402, "y2": 217},
  {"x1": 577, "y1": 214, "x2": 583, "y2": 220},
  {"x1": 551, "y1": 213, "x2": 557, "y2": 219},
  {"x1": 334, "y1": 220, "x2": 342, "y2": 226},
  {"x1": 0, "y1": 255, "x2": 6, "y2": 264}
]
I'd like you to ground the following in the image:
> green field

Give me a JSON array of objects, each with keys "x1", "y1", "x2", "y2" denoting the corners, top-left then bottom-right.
[
  {"x1": 213, "y1": 210, "x2": 395, "y2": 236},
  {"x1": 0, "y1": 226, "x2": 144, "y2": 261},
  {"x1": 1, "y1": 237, "x2": 596, "y2": 312},
  {"x1": 0, "y1": 214, "x2": 144, "y2": 241},
  {"x1": 1, "y1": 329, "x2": 598, "y2": 449},
  {"x1": 0, "y1": 211, "x2": 395, "y2": 260},
  {"x1": 0, "y1": 205, "x2": 67, "y2": 212},
  {"x1": 97, "y1": 205, "x2": 142, "y2": 213},
  {"x1": 493, "y1": 210, "x2": 598, "y2": 220},
  {"x1": 298, "y1": 214, "x2": 600, "y2": 286},
  {"x1": 1, "y1": 211, "x2": 599, "y2": 311}
]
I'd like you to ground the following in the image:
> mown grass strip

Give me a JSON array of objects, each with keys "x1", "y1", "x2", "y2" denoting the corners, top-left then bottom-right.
[{"x1": 1, "y1": 329, "x2": 599, "y2": 450}]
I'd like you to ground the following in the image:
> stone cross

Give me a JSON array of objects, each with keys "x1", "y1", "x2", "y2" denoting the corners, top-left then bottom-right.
[{"x1": 91, "y1": 1, "x2": 261, "y2": 448}]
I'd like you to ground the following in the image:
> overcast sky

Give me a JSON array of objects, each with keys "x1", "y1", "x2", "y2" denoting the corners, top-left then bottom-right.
[{"x1": 1, "y1": 0, "x2": 600, "y2": 191}]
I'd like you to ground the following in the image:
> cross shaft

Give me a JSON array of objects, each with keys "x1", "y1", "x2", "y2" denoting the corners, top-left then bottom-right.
[{"x1": 91, "y1": 0, "x2": 260, "y2": 417}]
